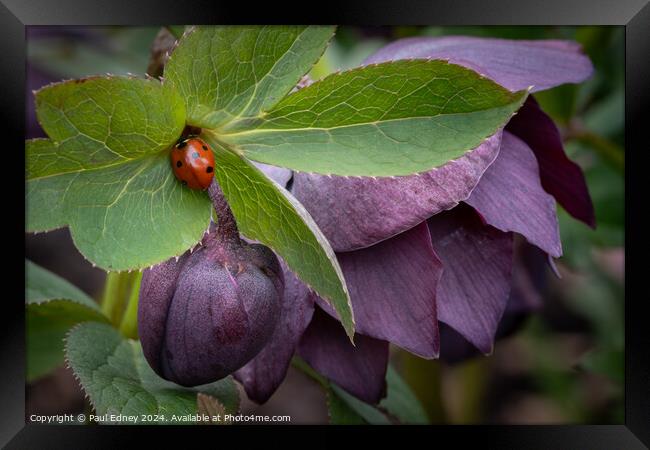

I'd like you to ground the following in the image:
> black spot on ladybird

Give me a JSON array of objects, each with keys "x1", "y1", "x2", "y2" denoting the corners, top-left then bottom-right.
[
  {"x1": 202, "y1": 145, "x2": 208, "y2": 150},
  {"x1": 192, "y1": 152, "x2": 200, "y2": 159},
  {"x1": 206, "y1": 166, "x2": 213, "y2": 173},
  {"x1": 176, "y1": 161, "x2": 182, "y2": 167}
]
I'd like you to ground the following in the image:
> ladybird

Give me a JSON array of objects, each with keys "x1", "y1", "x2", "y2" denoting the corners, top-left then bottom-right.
[{"x1": 170, "y1": 137, "x2": 215, "y2": 190}]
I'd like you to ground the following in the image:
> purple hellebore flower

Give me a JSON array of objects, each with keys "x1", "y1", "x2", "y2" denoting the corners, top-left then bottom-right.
[
  {"x1": 233, "y1": 36, "x2": 595, "y2": 404},
  {"x1": 138, "y1": 182, "x2": 284, "y2": 387}
]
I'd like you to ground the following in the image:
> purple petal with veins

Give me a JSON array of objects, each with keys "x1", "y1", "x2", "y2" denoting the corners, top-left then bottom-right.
[
  {"x1": 316, "y1": 221, "x2": 441, "y2": 358},
  {"x1": 298, "y1": 306, "x2": 389, "y2": 404},
  {"x1": 234, "y1": 261, "x2": 315, "y2": 404},
  {"x1": 506, "y1": 96, "x2": 595, "y2": 227},
  {"x1": 428, "y1": 204, "x2": 513, "y2": 354},
  {"x1": 364, "y1": 36, "x2": 593, "y2": 93},
  {"x1": 465, "y1": 131, "x2": 562, "y2": 258},
  {"x1": 138, "y1": 254, "x2": 190, "y2": 374},
  {"x1": 292, "y1": 131, "x2": 502, "y2": 252},
  {"x1": 439, "y1": 239, "x2": 550, "y2": 363}
]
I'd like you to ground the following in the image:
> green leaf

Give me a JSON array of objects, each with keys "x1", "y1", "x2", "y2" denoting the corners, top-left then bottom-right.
[
  {"x1": 26, "y1": 75, "x2": 213, "y2": 271},
  {"x1": 66, "y1": 322, "x2": 240, "y2": 424},
  {"x1": 330, "y1": 385, "x2": 391, "y2": 425},
  {"x1": 205, "y1": 137, "x2": 354, "y2": 338},
  {"x1": 197, "y1": 393, "x2": 230, "y2": 424},
  {"x1": 165, "y1": 25, "x2": 335, "y2": 129},
  {"x1": 379, "y1": 366, "x2": 429, "y2": 424},
  {"x1": 26, "y1": 260, "x2": 108, "y2": 381},
  {"x1": 27, "y1": 149, "x2": 212, "y2": 271},
  {"x1": 220, "y1": 59, "x2": 528, "y2": 176},
  {"x1": 325, "y1": 366, "x2": 428, "y2": 425},
  {"x1": 34, "y1": 76, "x2": 185, "y2": 173},
  {"x1": 295, "y1": 356, "x2": 421, "y2": 425},
  {"x1": 326, "y1": 387, "x2": 366, "y2": 425}
]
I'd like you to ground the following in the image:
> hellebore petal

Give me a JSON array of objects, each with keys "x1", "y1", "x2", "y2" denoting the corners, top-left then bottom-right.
[
  {"x1": 364, "y1": 36, "x2": 593, "y2": 93},
  {"x1": 138, "y1": 253, "x2": 191, "y2": 374},
  {"x1": 316, "y1": 221, "x2": 442, "y2": 358},
  {"x1": 507, "y1": 238, "x2": 549, "y2": 315},
  {"x1": 465, "y1": 131, "x2": 562, "y2": 258},
  {"x1": 428, "y1": 204, "x2": 514, "y2": 354},
  {"x1": 439, "y1": 239, "x2": 550, "y2": 363},
  {"x1": 506, "y1": 96, "x2": 596, "y2": 228},
  {"x1": 292, "y1": 132, "x2": 502, "y2": 252},
  {"x1": 438, "y1": 323, "x2": 479, "y2": 364},
  {"x1": 298, "y1": 306, "x2": 389, "y2": 404},
  {"x1": 234, "y1": 261, "x2": 315, "y2": 404}
]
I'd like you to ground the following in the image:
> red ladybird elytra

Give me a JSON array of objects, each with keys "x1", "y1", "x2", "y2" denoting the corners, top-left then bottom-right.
[{"x1": 170, "y1": 137, "x2": 216, "y2": 190}]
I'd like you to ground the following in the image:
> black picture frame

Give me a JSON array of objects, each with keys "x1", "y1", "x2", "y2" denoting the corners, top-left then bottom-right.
[{"x1": 5, "y1": 0, "x2": 648, "y2": 447}]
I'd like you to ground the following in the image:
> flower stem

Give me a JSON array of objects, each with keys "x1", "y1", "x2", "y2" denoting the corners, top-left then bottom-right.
[
  {"x1": 100, "y1": 271, "x2": 138, "y2": 327},
  {"x1": 119, "y1": 271, "x2": 143, "y2": 340},
  {"x1": 207, "y1": 178, "x2": 241, "y2": 245}
]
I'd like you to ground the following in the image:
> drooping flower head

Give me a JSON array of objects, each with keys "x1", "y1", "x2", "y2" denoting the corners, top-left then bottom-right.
[{"x1": 138, "y1": 181, "x2": 284, "y2": 386}]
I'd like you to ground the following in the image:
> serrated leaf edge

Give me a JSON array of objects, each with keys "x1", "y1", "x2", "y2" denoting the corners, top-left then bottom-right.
[
  {"x1": 164, "y1": 25, "x2": 337, "y2": 131},
  {"x1": 218, "y1": 59, "x2": 530, "y2": 178}
]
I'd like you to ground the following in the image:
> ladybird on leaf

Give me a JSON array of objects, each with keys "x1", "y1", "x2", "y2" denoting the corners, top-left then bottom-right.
[{"x1": 170, "y1": 137, "x2": 215, "y2": 190}]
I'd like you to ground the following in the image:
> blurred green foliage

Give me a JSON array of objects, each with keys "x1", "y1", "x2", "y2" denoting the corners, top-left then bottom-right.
[{"x1": 28, "y1": 27, "x2": 159, "y2": 78}]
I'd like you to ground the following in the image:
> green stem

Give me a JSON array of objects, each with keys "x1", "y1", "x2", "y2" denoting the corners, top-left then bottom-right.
[
  {"x1": 119, "y1": 271, "x2": 143, "y2": 339},
  {"x1": 100, "y1": 271, "x2": 137, "y2": 327},
  {"x1": 100, "y1": 272, "x2": 122, "y2": 323}
]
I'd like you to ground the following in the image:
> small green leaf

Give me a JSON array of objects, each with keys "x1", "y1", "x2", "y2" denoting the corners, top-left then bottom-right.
[
  {"x1": 326, "y1": 387, "x2": 367, "y2": 425},
  {"x1": 197, "y1": 393, "x2": 230, "y2": 424},
  {"x1": 221, "y1": 59, "x2": 528, "y2": 176},
  {"x1": 294, "y1": 356, "x2": 403, "y2": 425},
  {"x1": 26, "y1": 260, "x2": 108, "y2": 381},
  {"x1": 330, "y1": 385, "x2": 391, "y2": 425},
  {"x1": 165, "y1": 25, "x2": 335, "y2": 129},
  {"x1": 379, "y1": 366, "x2": 429, "y2": 424},
  {"x1": 205, "y1": 137, "x2": 354, "y2": 338},
  {"x1": 325, "y1": 367, "x2": 428, "y2": 425},
  {"x1": 66, "y1": 322, "x2": 240, "y2": 424},
  {"x1": 26, "y1": 76, "x2": 209, "y2": 271}
]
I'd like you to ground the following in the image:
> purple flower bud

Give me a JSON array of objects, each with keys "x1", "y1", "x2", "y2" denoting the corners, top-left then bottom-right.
[{"x1": 138, "y1": 180, "x2": 283, "y2": 386}]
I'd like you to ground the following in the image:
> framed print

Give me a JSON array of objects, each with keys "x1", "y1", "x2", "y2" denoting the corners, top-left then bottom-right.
[{"x1": 3, "y1": 0, "x2": 648, "y2": 447}]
